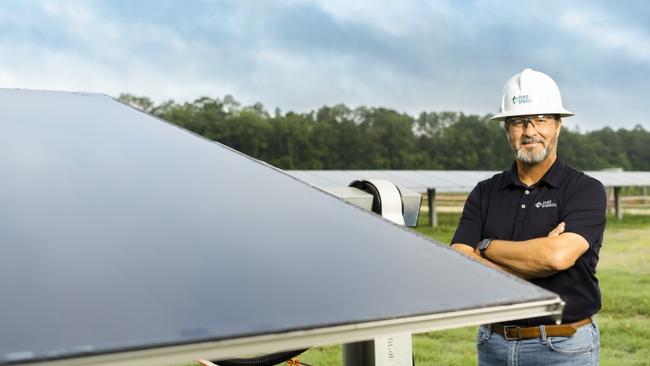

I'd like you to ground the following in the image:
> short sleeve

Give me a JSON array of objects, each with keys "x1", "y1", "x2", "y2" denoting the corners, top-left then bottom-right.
[
  {"x1": 562, "y1": 178, "x2": 607, "y2": 246},
  {"x1": 451, "y1": 185, "x2": 483, "y2": 248}
]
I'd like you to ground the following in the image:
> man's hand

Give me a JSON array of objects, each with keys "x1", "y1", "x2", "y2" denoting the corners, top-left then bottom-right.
[{"x1": 548, "y1": 222, "x2": 566, "y2": 237}]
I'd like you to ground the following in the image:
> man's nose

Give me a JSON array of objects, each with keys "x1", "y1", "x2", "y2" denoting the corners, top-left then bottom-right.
[{"x1": 523, "y1": 121, "x2": 538, "y2": 135}]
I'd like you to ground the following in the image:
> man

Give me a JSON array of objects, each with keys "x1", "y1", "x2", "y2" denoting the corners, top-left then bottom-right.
[{"x1": 451, "y1": 68, "x2": 606, "y2": 365}]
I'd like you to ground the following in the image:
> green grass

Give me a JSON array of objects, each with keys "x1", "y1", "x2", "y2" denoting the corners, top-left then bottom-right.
[
  {"x1": 296, "y1": 212, "x2": 650, "y2": 366},
  {"x1": 596, "y1": 214, "x2": 650, "y2": 365}
]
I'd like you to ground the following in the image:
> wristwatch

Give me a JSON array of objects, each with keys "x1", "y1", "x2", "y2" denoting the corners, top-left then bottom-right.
[{"x1": 478, "y1": 238, "x2": 493, "y2": 258}]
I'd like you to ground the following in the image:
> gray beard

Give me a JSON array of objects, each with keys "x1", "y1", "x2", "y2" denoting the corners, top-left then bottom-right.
[
  {"x1": 516, "y1": 144, "x2": 551, "y2": 165},
  {"x1": 507, "y1": 135, "x2": 555, "y2": 165}
]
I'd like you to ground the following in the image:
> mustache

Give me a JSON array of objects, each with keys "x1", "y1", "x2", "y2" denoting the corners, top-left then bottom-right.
[{"x1": 521, "y1": 137, "x2": 545, "y2": 144}]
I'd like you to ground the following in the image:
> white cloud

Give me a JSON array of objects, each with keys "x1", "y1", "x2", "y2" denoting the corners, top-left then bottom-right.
[
  {"x1": 0, "y1": 0, "x2": 648, "y2": 130},
  {"x1": 247, "y1": 46, "x2": 371, "y2": 110},
  {"x1": 0, "y1": 68, "x2": 14, "y2": 84},
  {"x1": 305, "y1": 0, "x2": 458, "y2": 36},
  {"x1": 0, "y1": 43, "x2": 238, "y2": 105},
  {"x1": 559, "y1": 9, "x2": 650, "y2": 63},
  {"x1": 0, "y1": 1, "x2": 219, "y2": 102}
]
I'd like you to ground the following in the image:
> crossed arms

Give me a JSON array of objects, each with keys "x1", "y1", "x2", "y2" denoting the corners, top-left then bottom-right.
[{"x1": 451, "y1": 222, "x2": 590, "y2": 280}]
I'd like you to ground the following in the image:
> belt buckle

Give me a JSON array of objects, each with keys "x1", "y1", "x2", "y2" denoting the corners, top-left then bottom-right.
[{"x1": 503, "y1": 325, "x2": 520, "y2": 340}]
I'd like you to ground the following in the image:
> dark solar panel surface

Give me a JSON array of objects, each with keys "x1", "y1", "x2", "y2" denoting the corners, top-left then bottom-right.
[{"x1": 0, "y1": 89, "x2": 557, "y2": 364}]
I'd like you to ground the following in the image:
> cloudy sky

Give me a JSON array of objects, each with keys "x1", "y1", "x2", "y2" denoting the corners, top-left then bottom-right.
[{"x1": 1, "y1": 0, "x2": 648, "y2": 130}]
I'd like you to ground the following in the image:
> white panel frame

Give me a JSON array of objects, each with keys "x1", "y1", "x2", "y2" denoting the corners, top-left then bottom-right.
[{"x1": 20, "y1": 298, "x2": 563, "y2": 366}]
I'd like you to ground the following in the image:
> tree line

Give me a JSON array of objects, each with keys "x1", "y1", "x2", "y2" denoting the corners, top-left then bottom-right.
[{"x1": 118, "y1": 94, "x2": 650, "y2": 171}]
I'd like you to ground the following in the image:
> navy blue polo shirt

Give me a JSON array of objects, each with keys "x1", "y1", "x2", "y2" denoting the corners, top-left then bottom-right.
[{"x1": 451, "y1": 157, "x2": 607, "y2": 325}]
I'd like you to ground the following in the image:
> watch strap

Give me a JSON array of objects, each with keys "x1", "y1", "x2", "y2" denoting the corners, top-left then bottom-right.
[{"x1": 478, "y1": 238, "x2": 493, "y2": 258}]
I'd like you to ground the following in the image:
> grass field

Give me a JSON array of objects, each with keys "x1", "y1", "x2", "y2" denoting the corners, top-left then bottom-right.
[{"x1": 294, "y1": 212, "x2": 650, "y2": 366}]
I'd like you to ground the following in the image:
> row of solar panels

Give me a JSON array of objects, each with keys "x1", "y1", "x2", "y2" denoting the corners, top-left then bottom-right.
[{"x1": 287, "y1": 170, "x2": 650, "y2": 193}]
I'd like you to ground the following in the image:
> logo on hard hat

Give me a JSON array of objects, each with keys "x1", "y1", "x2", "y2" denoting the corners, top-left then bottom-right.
[{"x1": 512, "y1": 95, "x2": 532, "y2": 104}]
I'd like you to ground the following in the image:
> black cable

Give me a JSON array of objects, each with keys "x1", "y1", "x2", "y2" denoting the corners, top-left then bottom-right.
[{"x1": 213, "y1": 348, "x2": 309, "y2": 366}]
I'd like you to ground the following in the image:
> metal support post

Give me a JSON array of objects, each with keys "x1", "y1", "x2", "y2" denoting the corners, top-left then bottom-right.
[
  {"x1": 427, "y1": 188, "x2": 437, "y2": 228},
  {"x1": 614, "y1": 186, "x2": 623, "y2": 220},
  {"x1": 343, "y1": 340, "x2": 375, "y2": 366},
  {"x1": 343, "y1": 334, "x2": 413, "y2": 366}
]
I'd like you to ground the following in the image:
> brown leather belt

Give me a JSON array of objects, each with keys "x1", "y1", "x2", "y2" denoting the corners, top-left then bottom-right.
[{"x1": 491, "y1": 318, "x2": 591, "y2": 340}]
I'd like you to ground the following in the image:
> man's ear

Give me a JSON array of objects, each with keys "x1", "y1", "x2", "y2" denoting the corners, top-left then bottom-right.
[{"x1": 505, "y1": 128, "x2": 512, "y2": 145}]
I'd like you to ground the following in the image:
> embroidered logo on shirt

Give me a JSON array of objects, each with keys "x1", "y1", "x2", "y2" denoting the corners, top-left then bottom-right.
[{"x1": 535, "y1": 200, "x2": 557, "y2": 208}]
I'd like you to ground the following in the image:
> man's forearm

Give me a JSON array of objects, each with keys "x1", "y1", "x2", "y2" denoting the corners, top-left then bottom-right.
[
  {"x1": 451, "y1": 244, "x2": 536, "y2": 279},
  {"x1": 451, "y1": 229, "x2": 588, "y2": 280},
  {"x1": 484, "y1": 237, "x2": 558, "y2": 277},
  {"x1": 468, "y1": 249, "x2": 536, "y2": 279},
  {"x1": 483, "y1": 234, "x2": 588, "y2": 278}
]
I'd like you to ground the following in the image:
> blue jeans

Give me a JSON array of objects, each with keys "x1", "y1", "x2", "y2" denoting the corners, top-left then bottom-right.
[{"x1": 477, "y1": 319, "x2": 600, "y2": 365}]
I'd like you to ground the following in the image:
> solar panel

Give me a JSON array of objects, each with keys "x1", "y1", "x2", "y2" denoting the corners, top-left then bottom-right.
[
  {"x1": 288, "y1": 169, "x2": 650, "y2": 193},
  {"x1": 1, "y1": 89, "x2": 562, "y2": 365}
]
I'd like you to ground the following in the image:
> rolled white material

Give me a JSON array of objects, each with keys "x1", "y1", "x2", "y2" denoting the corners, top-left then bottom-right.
[{"x1": 364, "y1": 179, "x2": 405, "y2": 226}]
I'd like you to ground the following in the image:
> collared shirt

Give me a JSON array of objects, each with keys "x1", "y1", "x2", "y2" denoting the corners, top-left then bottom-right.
[{"x1": 451, "y1": 157, "x2": 607, "y2": 324}]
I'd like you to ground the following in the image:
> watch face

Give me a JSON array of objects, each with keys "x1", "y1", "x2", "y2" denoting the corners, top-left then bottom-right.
[{"x1": 479, "y1": 239, "x2": 491, "y2": 255}]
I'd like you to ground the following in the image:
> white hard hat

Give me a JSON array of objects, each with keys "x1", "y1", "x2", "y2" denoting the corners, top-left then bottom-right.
[{"x1": 491, "y1": 68, "x2": 573, "y2": 121}]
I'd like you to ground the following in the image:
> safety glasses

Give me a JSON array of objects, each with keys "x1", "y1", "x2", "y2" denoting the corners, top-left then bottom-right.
[{"x1": 505, "y1": 115, "x2": 557, "y2": 131}]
